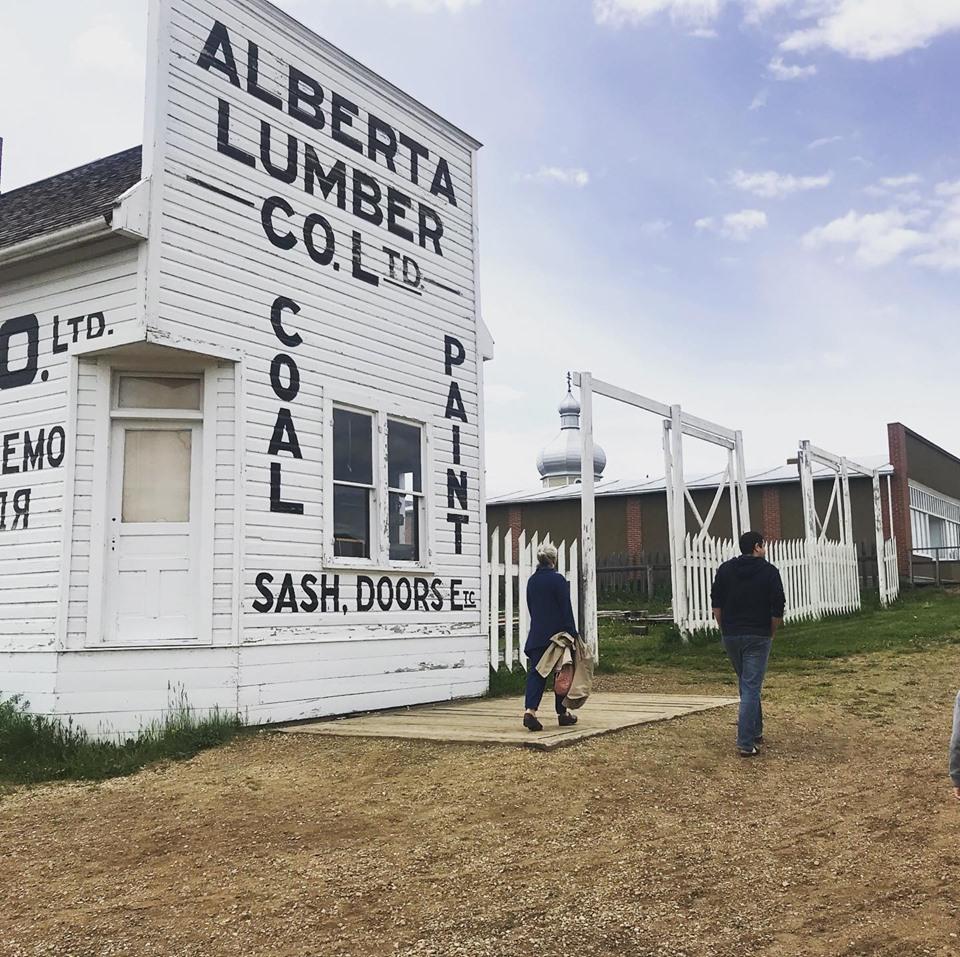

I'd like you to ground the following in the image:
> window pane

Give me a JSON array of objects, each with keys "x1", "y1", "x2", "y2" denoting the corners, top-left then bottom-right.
[
  {"x1": 122, "y1": 430, "x2": 192, "y2": 523},
  {"x1": 118, "y1": 376, "x2": 202, "y2": 410},
  {"x1": 334, "y1": 485, "x2": 371, "y2": 558},
  {"x1": 333, "y1": 409, "x2": 373, "y2": 485},
  {"x1": 388, "y1": 420, "x2": 422, "y2": 493},
  {"x1": 389, "y1": 492, "x2": 420, "y2": 562}
]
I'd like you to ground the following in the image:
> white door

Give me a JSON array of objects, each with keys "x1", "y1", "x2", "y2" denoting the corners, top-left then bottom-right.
[{"x1": 105, "y1": 420, "x2": 202, "y2": 643}]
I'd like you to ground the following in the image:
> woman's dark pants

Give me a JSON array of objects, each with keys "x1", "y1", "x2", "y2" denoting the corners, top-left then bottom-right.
[{"x1": 524, "y1": 645, "x2": 565, "y2": 714}]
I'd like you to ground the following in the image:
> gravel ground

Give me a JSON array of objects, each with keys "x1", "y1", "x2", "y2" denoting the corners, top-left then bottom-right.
[{"x1": 2, "y1": 645, "x2": 959, "y2": 957}]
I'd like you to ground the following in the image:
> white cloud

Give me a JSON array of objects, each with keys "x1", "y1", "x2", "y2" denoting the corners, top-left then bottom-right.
[
  {"x1": 384, "y1": 0, "x2": 481, "y2": 10},
  {"x1": 640, "y1": 218, "x2": 673, "y2": 236},
  {"x1": 70, "y1": 23, "x2": 143, "y2": 79},
  {"x1": 767, "y1": 55, "x2": 817, "y2": 80},
  {"x1": 522, "y1": 166, "x2": 590, "y2": 188},
  {"x1": 780, "y1": 0, "x2": 960, "y2": 61},
  {"x1": 807, "y1": 135, "x2": 843, "y2": 150},
  {"x1": 594, "y1": 0, "x2": 960, "y2": 64},
  {"x1": 593, "y1": 0, "x2": 723, "y2": 27},
  {"x1": 936, "y1": 180, "x2": 960, "y2": 197},
  {"x1": 804, "y1": 177, "x2": 960, "y2": 272},
  {"x1": 749, "y1": 90, "x2": 768, "y2": 110},
  {"x1": 802, "y1": 209, "x2": 928, "y2": 267},
  {"x1": 730, "y1": 168, "x2": 833, "y2": 198},
  {"x1": 879, "y1": 174, "x2": 922, "y2": 188},
  {"x1": 741, "y1": 0, "x2": 793, "y2": 22},
  {"x1": 696, "y1": 209, "x2": 768, "y2": 240}
]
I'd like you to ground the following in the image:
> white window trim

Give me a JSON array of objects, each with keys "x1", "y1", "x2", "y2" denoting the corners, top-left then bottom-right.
[{"x1": 323, "y1": 386, "x2": 435, "y2": 573}]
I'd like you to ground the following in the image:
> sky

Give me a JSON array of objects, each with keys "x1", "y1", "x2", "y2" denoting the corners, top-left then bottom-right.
[{"x1": 3, "y1": 0, "x2": 960, "y2": 496}]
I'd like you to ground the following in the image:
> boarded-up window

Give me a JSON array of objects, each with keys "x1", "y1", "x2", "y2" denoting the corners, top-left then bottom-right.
[{"x1": 122, "y1": 429, "x2": 192, "y2": 523}]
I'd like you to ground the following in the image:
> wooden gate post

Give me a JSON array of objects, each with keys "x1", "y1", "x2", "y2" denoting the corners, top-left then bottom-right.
[{"x1": 579, "y1": 372, "x2": 598, "y2": 659}]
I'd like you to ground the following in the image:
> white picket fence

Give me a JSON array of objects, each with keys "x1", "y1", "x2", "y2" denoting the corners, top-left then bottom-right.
[
  {"x1": 682, "y1": 533, "x2": 893, "y2": 632},
  {"x1": 881, "y1": 536, "x2": 900, "y2": 606},
  {"x1": 485, "y1": 527, "x2": 901, "y2": 662},
  {"x1": 486, "y1": 528, "x2": 578, "y2": 670}
]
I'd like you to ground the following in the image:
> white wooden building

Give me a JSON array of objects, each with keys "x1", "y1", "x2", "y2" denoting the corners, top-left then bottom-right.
[{"x1": 0, "y1": 0, "x2": 492, "y2": 735}]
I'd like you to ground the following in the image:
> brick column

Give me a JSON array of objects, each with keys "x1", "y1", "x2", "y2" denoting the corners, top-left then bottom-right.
[
  {"x1": 760, "y1": 486, "x2": 782, "y2": 541},
  {"x1": 887, "y1": 423, "x2": 912, "y2": 575},
  {"x1": 507, "y1": 506, "x2": 522, "y2": 563},
  {"x1": 625, "y1": 497, "x2": 643, "y2": 560}
]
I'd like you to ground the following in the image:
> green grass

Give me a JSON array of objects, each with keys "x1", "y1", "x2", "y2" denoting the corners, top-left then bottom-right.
[
  {"x1": 490, "y1": 590, "x2": 960, "y2": 692},
  {"x1": 598, "y1": 587, "x2": 673, "y2": 615},
  {"x1": 596, "y1": 587, "x2": 960, "y2": 676},
  {"x1": 0, "y1": 690, "x2": 246, "y2": 786}
]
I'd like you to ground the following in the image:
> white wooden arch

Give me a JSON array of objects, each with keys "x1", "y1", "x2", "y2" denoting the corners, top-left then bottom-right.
[
  {"x1": 798, "y1": 441, "x2": 899, "y2": 607},
  {"x1": 572, "y1": 372, "x2": 750, "y2": 650}
]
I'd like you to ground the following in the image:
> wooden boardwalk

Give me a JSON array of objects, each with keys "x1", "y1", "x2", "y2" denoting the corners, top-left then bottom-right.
[{"x1": 281, "y1": 692, "x2": 739, "y2": 751}]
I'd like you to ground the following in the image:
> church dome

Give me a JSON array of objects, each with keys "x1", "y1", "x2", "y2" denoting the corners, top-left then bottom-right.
[{"x1": 536, "y1": 383, "x2": 607, "y2": 488}]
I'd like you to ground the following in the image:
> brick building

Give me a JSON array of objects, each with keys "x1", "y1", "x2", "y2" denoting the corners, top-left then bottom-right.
[{"x1": 487, "y1": 392, "x2": 960, "y2": 581}]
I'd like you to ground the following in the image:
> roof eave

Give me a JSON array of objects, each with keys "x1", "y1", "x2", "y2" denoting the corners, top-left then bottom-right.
[{"x1": 0, "y1": 211, "x2": 146, "y2": 270}]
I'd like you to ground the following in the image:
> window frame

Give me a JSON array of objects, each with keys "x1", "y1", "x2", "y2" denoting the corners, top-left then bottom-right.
[
  {"x1": 323, "y1": 388, "x2": 434, "y2": 572},
  {"x1": 111, "y1": 371, "x2": 205, "y2": 421}
]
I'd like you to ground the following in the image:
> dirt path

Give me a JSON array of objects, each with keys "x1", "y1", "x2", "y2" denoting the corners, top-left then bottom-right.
[{"x1": 2, "y1": 646, "x2": 959, "y2": 957}]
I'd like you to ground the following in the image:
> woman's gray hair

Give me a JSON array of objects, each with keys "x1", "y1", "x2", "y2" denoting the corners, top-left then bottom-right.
[{"x1": 537, "y1": 542, "x2": 558, "y2": 567}]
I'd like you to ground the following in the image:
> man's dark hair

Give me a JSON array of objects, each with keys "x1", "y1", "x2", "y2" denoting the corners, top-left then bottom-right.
[{"x1": 739, "y1": 531, "x2": 765, "y2": 555}]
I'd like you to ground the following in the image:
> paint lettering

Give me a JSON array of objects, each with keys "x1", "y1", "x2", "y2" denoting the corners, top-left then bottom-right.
[{"x1": 267, "y1": 297, "x2": 305, "y2": 515}]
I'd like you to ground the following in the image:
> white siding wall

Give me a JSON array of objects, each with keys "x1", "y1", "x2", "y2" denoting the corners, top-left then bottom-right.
[
  {"x1": 0, "y1": 248, "x2": 141, "y2": 667},
  {"x1": 64, "y1": 357, "x2": 102, "y2": 647},
  {"x1": 139, "y1": 0, "x2": 486, "y2": 720},
  {"x1": 213, "y1": 361, "x2": 239, "y2": 645}
]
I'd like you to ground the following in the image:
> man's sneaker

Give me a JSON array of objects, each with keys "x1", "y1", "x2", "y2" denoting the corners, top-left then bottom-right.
[
  {"x1": 738, "y1": 746, "x2": 760, "y2": 757},
  {"x1": 523, "y1": 713, "x2": 543, "y2": 732},
  {"x1": 558, "y1": 711, "x2": 578, "y2": 727}
]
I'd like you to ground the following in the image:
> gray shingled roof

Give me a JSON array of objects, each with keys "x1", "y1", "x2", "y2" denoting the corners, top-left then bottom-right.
[{"x1": 0, "y1": 146, "x2": 142, "y2": 251}]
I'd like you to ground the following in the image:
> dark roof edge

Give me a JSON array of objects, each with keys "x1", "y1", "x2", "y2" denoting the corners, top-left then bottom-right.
[
  {"x1": 893, "y1": 422, "x2": 960, "y2": 470},
  {"x1": 0, "y1": 146, "x2": 142, "y2": 199}
]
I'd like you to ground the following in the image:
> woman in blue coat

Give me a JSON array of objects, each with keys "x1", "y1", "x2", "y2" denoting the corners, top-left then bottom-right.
[{"x1": 523, "y1": 542, "x2": 579, "y2": 731}]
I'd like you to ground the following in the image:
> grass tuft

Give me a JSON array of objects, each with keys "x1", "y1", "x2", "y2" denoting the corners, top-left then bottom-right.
[
  {"x1": 487, "y1": 663, "x2": 528, "y2": 697},
  {"x1": 0, "y1": 689, "x2": 245, "y2": 786}
]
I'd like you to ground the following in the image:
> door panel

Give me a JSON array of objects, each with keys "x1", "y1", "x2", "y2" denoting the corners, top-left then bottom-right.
[{"x1": 105, "y1": 421, "x2": 201, "y2": 643}]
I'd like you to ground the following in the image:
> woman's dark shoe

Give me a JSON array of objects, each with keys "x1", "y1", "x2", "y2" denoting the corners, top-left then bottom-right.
[
  {"x1": 558, "y1": 711, "x2": 578, "y2": 727},
  {"x1": 523, "y1": 713, "x2": 543, "y2": 732}
]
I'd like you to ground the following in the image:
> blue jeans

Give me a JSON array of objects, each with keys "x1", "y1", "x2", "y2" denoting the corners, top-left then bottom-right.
[
  {"x1": 524, "y1": 645, "x2": 565, "y2": 714},
  {"x1": 722, "y1": 634, "x2": 772, "y2": 752}
]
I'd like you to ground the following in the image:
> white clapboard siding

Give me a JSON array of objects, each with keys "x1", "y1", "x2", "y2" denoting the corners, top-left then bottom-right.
[
  {"x1": 237, "y1": 635, "x2": 486, "y2": 724},
  {"x1": 66, "y1": 358, "x2": 106, "y2": 646},
  {"x1": 5, "y1": 0, "x2": 488, "y2": 736},
  {"x1": 1, "y1": 248, "x2": 141, "y2": 653},
  {"x1": 146, "y1": 0, "x2": 482, "y2": 654}
]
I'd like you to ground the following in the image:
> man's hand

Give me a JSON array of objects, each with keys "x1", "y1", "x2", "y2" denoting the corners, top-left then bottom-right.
[
  {"x1": 771, "y1": 617, "x2": 784, "y2": 639},
  {"x1": 713, "y1": 608, "x2": 722, "y2": 628},
  {"x1": 953, "y1": 786, "x2": 960, "y2": 801}
]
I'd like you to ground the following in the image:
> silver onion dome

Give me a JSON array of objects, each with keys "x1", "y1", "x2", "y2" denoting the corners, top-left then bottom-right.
[{"x1": 536, "y1": 383, "x2": 607, "y2": 488}]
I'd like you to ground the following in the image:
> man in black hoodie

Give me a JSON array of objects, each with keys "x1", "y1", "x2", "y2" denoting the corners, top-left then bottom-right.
[{"x1": 711, "y1": 531, "x2": 786, "y2": 757}]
